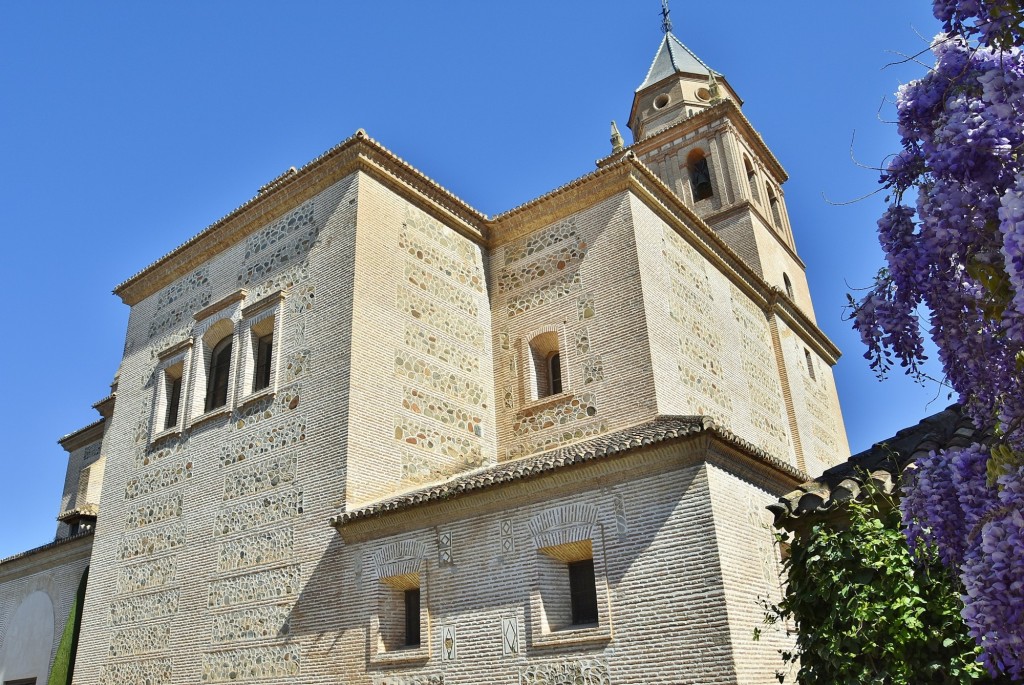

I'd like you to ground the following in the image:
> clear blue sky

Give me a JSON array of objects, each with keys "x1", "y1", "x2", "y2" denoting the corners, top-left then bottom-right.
[{"x1": 0, "y1": 2, "x2": 947, "y2": 559}]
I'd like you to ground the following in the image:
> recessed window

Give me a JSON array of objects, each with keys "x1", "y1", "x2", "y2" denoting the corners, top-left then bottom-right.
[
  {"x1": 548, "y1": 352, "x2": 562, "y2": 396},
  {"x1": 804, "y1": 348, "x2": 816, "y2": 380},
  {"x1": 744, "y1": 156, "x2": 760, "y2": 203},
  {"x1": 528, "y1": 331, "x2": 563, "y2": 400},
  {"x1": 783, "y1": 273, "x2": 794, "y2": 300},
  {"x1": 568, "y1": 559, "x2": 598, "y2": 626},
  {"x1": 767, "y1": 184, "x2": 782, "y2": 229},
  {"x1": 687, "y1": 150, "x2": 713, "y2": 201},
  {"x1": 163, "y1": 362, "x2": 184, "y2": 429},
  {"x1": 205, "y1": 335, "x2": 233, "y2": 412},
  {"x1": 653, "y1": 93, "x2": 670, "y2": 109},
  {"x1": 404, "y1": 588, "x2": 421, "y2": 647}
]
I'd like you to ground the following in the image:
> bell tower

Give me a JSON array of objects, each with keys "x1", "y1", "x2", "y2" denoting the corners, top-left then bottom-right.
[{"x1": 612, "y1": 2, "x2": 817, "y2": 322}]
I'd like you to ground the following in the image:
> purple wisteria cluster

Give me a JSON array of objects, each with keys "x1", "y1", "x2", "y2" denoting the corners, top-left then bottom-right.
[{"x1": 852, "y1": 8, "x2": 1024, "y2": 678}]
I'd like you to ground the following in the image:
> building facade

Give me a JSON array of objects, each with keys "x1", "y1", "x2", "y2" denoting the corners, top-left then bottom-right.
[{"x1": 1, "y1": 23, "x2": 848, "y2": 685}]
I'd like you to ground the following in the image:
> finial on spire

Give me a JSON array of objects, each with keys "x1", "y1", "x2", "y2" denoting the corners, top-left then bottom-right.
[
  {"x1": 660, "y1": 0, "x2": 673, "y2": 34},
  {"x1": 610, "y1": 121, "x2": 625, "y2": 154},
  {"x1": 708, "y1": 72, "x2": 721, "y2": 104}
]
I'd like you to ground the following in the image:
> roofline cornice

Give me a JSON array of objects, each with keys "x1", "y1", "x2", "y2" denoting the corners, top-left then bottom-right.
[
  {"x1": 330, "y1": 418, "x2": 807, "y2": 542},
  {"x1": 113, "y1": 131, "x2": 489, "y2": 306},
  {"x1": 614, "y1": 99, "x2": 786, "y2": 184},
  {"x1": 58, "y1": 418, "x2": 106, "y2": 452}
]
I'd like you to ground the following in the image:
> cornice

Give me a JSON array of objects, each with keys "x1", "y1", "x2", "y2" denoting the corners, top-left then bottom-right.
[
  {"x1": 604, "y1": 99, "x2": 787, "y2": 185},
  {"x1": 114, "y1": 131, "x2": 488, "y2": 306},
  {"x1": 58, "y1": 418, "x2": 105, "y2": 452},
  {"x1": 623, "y1": 157, "x2": 841, "y2": 361},
  {"x1": 0, "y1": 531, "x2": 93, "y2": 573}
]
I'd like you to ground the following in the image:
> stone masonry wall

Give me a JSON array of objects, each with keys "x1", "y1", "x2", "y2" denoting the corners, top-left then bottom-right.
[
  {"x1": 345, "y1": 176, "x2": 495, "y2": 505},
  {"x1": 630, "y1": 196, "x2": 798, "y2": 467},
  {"x1": 71, "y1": 172, "x2": 359, "y2": 685},
  {"x1": 489, "y1": 192, "x2": 658, "y2": 460}
]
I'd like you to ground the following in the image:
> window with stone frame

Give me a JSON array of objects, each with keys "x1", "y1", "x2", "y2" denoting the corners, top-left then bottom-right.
[
  {"x1": 744, "y1": 155, "x2": 760, "y2": 203},
  {"x1": 369, "y1": 540, "x2": 430, "y2": 665},
  {"x1": 239, "y1": 291, "x2": 285, "y2": 399},
  {"x1": 205, "y1": 334, "x2": 233, "y2": 412}
]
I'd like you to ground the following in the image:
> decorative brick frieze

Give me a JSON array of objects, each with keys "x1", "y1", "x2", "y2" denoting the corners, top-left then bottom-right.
[
  {"x1": 124, "y1": 492, "x2": 183, "y2": 530},
  {"x1": 230, "y1": 384, "x2": 301, "y2": 432},
  {"x1": 219, "y1": 416, "x2": 306, "y2": 467},
  {"x1": 108, "y1": 623, "x2": 171, "y2": 658},
  {"x1": 249, "y1": 262, "x2": 309, "y2": 301},
  {"x1": 520, "y1": 659, "x2": 611, "y2": 685},
  {"x1": 405, "y1": 205, "x2": 479, "y2": 263},
  {"x1": 117, "y1": 522, "x2": 187, "y2": 561},
  {"x1": 394, "y1": 352, "x2": 488, "y2": 407},
  {"x1": 242, "y1": 201, "x2": 315, "y2": 261},
  {"x1": 237, "y1": 223, "x2": 319, "y2": 287},
  {"x1": 397, "y1": 287, "x2": 486, "y2": 348},
  {"x1": 207, "y1": 565, "x2": 301, "y2": 609},
  {"x1": 108, "y1": 589, "x2": 179, "y2": 626},
  {"x1": 98, "y1": 657, "x2": 173, "y2": 685},
  {"x1": 136, "y1": 434, "x2": 188, "y2": 469},
  {"x1": 372, "y1": 539, "x2": 425, "y2": 579},
  {"x1": 402, "y1": 387, "x2": 483, "y2": 437},
  {"x1": 398, "y1": 232, "x2": 484, "y2": 292},
  {"x1": 216, "y1": 527, "x2": 294, "y2": 572},
  {"x1": 201, "y1": 645, "x2": 301, "y2": 682},
  {"x1": 404, "y1": 324, "x2": 480, "y2": 375},
  {"x1": 507, "y1": 272, "x2": 581, "y2": 318},
  {"x1": 512, "y1": 393, "x2": 598, "y2": 437},
  {"x1": 155, "y1": 267, "x2": 211, "y2": 312},
  {"x1": 529, "y1": 503, "x2": 599, "y2": 549},
  {"x1": 405, "y1": 263, "x2": 478, "y2": 316},
  {"x1": 222, "y1": 454, "x2": 296, "y2": 501},
  {"x1": 213, "y1": 489, "x2": 303, "y2": 536},
  {"x1": 210, "y1": 604, "x2": 291, "y2": 644},
  {"x1": 503, "y1": 217, "x2": 579, "y2": 265},
  {"x1": 124, "y1": 459, "x2": 193, "y2": 500},
  {"x1": 394, "y1": 417, "x2": 483, "y2": 465},
  {"x1": 148, "y1": 291, "x2": 212, "y2": 340},
  {"x1": 116, "y1": 555, "x2": 177, "y2": 595},
  {"x1": 497, "y1": 242, "x2": 587, "y2": 293}
]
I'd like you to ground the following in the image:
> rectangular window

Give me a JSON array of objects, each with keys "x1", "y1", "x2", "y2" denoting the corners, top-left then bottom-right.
[
  {"x1": 568, "y1": 559, "x2": 598, "y2": 626},
  {"x1": 164, "y1": 376, "x2": 182, "y2": 428},
  {"x1": 404, "y1": 588, "x2": 421, "y2": 646},
  {"x1": 804, "y1": 348, "x2": 816, "y2": 380},
  {"x1": 253, "y1": 332, "x2": 273, "y2": 392}
]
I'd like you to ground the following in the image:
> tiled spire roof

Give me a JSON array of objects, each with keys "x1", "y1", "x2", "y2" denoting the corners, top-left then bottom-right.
[{"x1": 637, "y1": 32, "x2": 718, "y2": 92}]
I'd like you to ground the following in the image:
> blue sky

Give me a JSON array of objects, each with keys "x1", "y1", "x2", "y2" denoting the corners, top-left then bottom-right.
[{"x1": 0, "y1": 2, "x2": 947, "y2": 559}]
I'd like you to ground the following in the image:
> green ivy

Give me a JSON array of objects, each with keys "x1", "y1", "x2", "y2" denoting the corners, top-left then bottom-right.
[
  {"x1": 48, "y1": 567, "x2": 88, "y2": 685},
  {"x1": 760, "y1": 487, "x2": 997, "y2": 684}
]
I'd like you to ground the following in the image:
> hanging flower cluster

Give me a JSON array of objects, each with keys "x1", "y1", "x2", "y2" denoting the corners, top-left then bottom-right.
[{"x1": 851, "y1": 5, "x2": 1024, "y2": 678}]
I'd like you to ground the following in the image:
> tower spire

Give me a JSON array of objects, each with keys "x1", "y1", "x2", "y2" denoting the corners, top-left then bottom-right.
[
  {"x1": 660, "y1": 0, "x2": 673, "y2": 34},
  {"x1": 610, "y1": 121, "x2": 625, "y2": 154}
]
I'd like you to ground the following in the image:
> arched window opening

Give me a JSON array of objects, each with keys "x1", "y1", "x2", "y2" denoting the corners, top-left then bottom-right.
[
  {"x1": 744, "y1": 157, "x2": 760, "y2": 202},
  {"x1": 687, "y1": 150, "x2": 714, "y2": 202},
  {"x1": 767, "y1": 184, "x2": 782, "y2": 229},
  {"x1": 528, "y1": 331, "x2": 562, "y2": 400},
  {"x1": 783, "y1": 273, "x2": 794, "y2": 300},
  {"x1": 205, "y1": 334, "x2": 233, "y2": 412}
]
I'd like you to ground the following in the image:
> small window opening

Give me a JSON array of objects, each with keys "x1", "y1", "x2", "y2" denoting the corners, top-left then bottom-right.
[
  {"x1": 205, "y1": 335, "x2": 233, "y2": 412},
  {"x1": 163, "y1": 363, "x2": 183, "y2": 429},
  {"x1": 253, "y1": 332, "x2": 273, "y2": 392},
  {"x1": 744, "y1": 157, "x2": 760, "y2": 202},
  {"x1": 568, "y1": 559, "x2": 599, "y2": 626},
  {"x1": 528, "y1": 331, "x2": 562, "y2": 400},
  {"x1": 804, "y1": 349, "x2": 816, "y2": 380},
  {"x1": 688, "y1": 150, "x2": 713, "y2": 201},
  {"x1": 767, "y1": 184, "x2": 782, "y2": 229},
  {"x1": 783, "y1": 273, "x2": 794, "y2": 300},
  {"x1": 548, "y1": 352, "x2": 562, "y2": 396},
  {"x1": 404, "y1": 588, "x2": 421, "y2": 647}
]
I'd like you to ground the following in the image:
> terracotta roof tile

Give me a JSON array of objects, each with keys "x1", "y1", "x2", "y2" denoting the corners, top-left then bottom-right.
[
  {"x1": 330, "y1": 415, "x2": 807, "y2": 529},
  {"x1": 769, "y1": 404, "x2": 985, "y2": 527}
]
